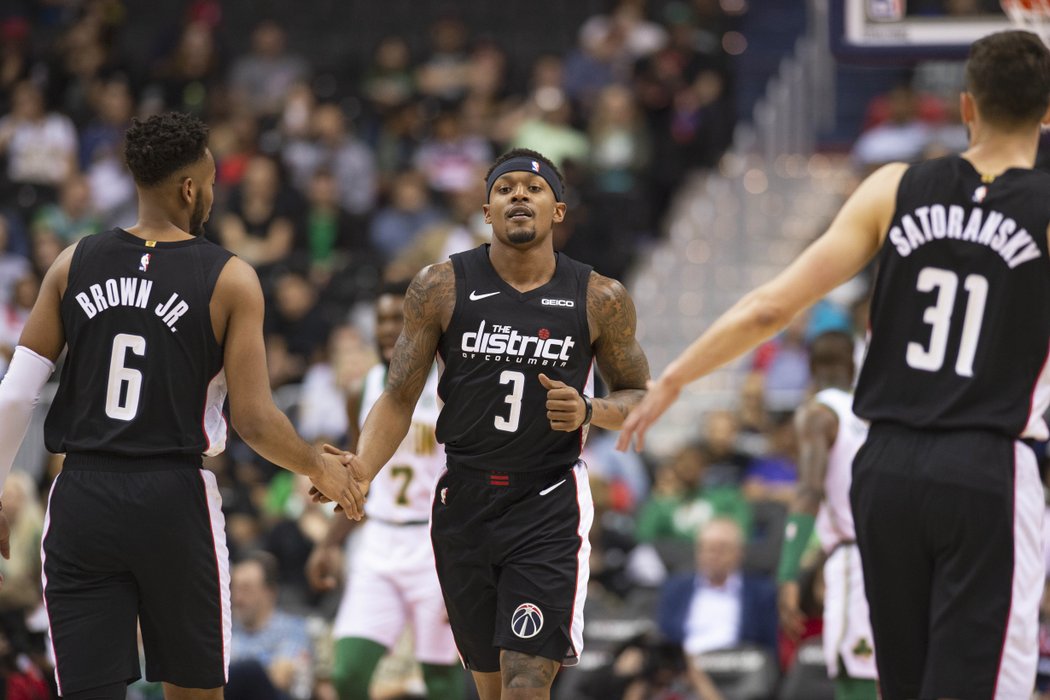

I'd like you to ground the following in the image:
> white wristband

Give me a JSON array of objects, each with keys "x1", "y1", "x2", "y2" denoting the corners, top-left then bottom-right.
[{"x1": 0, "y1": 346, "x2": 55, "y2": 496}]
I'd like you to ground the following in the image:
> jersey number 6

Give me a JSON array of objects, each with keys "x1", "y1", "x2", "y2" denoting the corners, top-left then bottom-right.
[{"x1": 105, "y1": 333, "x2": 146, "y2": 421}]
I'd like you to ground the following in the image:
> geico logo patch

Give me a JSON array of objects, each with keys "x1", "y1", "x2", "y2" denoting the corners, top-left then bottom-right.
[{"x1": 541, "y1": 298, "x2": 575, "y2": 307}]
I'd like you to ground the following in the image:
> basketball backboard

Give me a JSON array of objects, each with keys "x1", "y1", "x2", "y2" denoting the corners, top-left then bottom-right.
[{"x1": 831, "y1": 0, "x2": 1016, "y2": 62}]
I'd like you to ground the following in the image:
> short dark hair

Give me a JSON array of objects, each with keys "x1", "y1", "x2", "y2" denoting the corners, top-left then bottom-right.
[
  {"x1": 124, "y1": 112, "x2": 209, "y2": 186},
  {"x1": 485, "y1": 148, "x2": 565, "y2": 193},
  {"x1": 966, "y1": 30, "x2": 1050, "y2": 128}
]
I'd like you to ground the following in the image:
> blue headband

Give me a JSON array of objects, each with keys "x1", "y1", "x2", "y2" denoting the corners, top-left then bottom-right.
[{"x1": 485, "y1": 156, "x2": 563, "y2": 203}]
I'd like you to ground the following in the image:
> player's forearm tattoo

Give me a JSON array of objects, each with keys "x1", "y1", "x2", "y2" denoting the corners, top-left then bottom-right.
[
  {"x1": 386, "y1": 263, "x2": 454, "y2": 401},
  {"x1": 588, "y1": 273, "x2": 650, "y2": 419}
]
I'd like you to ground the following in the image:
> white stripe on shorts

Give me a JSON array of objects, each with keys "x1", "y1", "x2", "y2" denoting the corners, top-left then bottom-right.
[
  {"x1": 199, "y1": 470, "x2": 231, "y2": 680},
  {"x1": 566, "y1": 461, "x2": 593, "y2": 665},
  {"x1": 993, "y1": 442, "x2": 1043, "y2": 698},
  {"x1": 40, "y1": 475, "x2": 62, "y2": 696}
]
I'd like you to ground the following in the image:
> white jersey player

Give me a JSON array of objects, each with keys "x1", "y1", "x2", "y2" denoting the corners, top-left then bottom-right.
[
  {"x1": 777, "y1": 331, "x2": 877, "y2": 700},
  {"x1": 306, "y1": 282, "x2": 462, "y2": 700}
]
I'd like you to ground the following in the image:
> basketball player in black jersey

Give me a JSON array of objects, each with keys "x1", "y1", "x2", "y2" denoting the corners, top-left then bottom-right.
[
  {"x1": 0, "y1": 112, "x2": 363, "y2": 700},
  {"x1": 620, "y1": 31, "x2": 1050, "y2": 700},
  {"x1": 320, "y1": 148, "x2": 650, "y2": 699}
]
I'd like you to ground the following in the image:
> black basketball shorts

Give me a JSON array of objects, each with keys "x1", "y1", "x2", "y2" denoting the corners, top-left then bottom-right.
[
  {"x1": 850, "y1": 424, "x2": 1042, "y2": 700},
  {"x1": 430, "y1": 460, "x2": 593, "y2": 673},
  {"x1": 41, "y1": 454, "x2": 230, "y2": 695}
]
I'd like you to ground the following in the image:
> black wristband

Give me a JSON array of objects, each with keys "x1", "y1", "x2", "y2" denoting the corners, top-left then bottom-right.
[{"x1": 581, "y1": 394, "x2": 593, "y2": 427}]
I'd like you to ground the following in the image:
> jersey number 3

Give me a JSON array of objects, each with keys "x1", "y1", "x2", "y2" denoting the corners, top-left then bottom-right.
[
  {"x1": 906, "y1": 267, "x2": 988, "y2": 377},
  {"x1": 495, "y1": 370, "x2": 525, "y2": 432},
  {"x1": 106, "y1": 333, "x2": 146, "y2": 421}
]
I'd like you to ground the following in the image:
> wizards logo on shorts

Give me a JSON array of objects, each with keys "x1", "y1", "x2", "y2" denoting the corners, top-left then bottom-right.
[{"x1": 511, "y1": 602, "x2": 544, "y2": 639}]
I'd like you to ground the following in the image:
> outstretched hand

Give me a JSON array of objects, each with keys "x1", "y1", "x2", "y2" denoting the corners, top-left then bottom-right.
[
  {"x1": 308, "y1": 445, "x2": 367, "y2": 520},
  {"x1": 616, "y1": 377, "x2": 681, "y2": 453},
  {"x1": 538, "y1": 373, "x2": 585, "y2": 431}
]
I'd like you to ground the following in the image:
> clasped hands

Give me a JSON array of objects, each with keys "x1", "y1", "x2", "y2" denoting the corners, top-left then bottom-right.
[{"x1": 308, "y1": 443, "x2": 371, "y2": 520}]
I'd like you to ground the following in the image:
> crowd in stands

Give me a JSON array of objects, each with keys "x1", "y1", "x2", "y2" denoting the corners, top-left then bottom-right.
[{"x1": 2, "y1": 1, "x2": 1049, "y2": 699}]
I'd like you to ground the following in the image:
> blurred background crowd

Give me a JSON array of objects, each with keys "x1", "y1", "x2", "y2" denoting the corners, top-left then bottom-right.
[{"x1": 2, "y1": 0, "x2": 1050, "y2": 698}]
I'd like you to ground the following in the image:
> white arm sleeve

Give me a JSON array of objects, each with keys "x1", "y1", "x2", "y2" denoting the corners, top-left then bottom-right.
[{"x1": 0, "y1": 346, "x2": 55, "y2": 497}]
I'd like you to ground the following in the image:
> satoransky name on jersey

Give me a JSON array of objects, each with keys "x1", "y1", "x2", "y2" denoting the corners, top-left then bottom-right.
[
  {"x1": 888, "y1": 204, "x2": 1042, "y2": 269},
  {"x1": 459, "y1": 320, "x2": 575, "y2": 367}
]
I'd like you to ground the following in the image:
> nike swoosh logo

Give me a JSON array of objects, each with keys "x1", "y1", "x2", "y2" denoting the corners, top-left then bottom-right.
[
  {"x1": 539, "y1": 479, "x2": 567, "y2": 496},
  {"x1": 469, "y1": 290, "x2": 501, "y2": 301}
]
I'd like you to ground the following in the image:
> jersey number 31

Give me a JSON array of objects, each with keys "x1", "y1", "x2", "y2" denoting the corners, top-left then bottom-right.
[{"x1": 906, "y1": 267, "x2": 988, "y2": 377}]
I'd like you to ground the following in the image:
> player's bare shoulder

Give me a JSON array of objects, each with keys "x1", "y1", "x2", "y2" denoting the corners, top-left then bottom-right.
[
  {"x1": 406, "y1": 260, "x2": 456, "y2": 331},
  {"x1": 585, "y1": 270, "x2": 635, "y2": 344}
]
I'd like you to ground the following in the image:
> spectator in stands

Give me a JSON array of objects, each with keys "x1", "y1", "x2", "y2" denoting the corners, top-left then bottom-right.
[
  {"x1": 0, "y1": 472, "x2": 44, "y2": 615},
  {"x1": 229, "y1": 20, "x2": 310, "y2": 119},
  {"x1": 31, "y1": 174, "x2": 100, "y2": 244},
  {"x1": 78, "y1": 77, "x2": 136, "y2": 228},
  {"x1": 373, "y1": 101, "x2": 426, "y2": 189},
  {"x1": 361, "y1": 36, "x2": 416, "y2": 119},
  {"x1": 649, "y1": 69, "x2": 734, "y2": 221},
  {"x1": 0, "y1": 273, "x2": 38, "y2": 377},
  {"x1": 657, "y1": 517, "x2": 778, "y2": 657},
  {"x1": 415, "y1": 16, "x2": 472, "y2": 104},
  {"x1": 218, "y1": 155, "x2": 298, "y2": 271},
  {"x1": 295, "y1": 168, "x2": 373, "y2": 287},
  {"x1": 265, "y1": 269, "x2": 331, "y2": 388},
  {"x1": 852, "y1": 82, "x2": 935, "y2": 172},
  {"x1": 210, "y1": 111, "x2": 259, "y2": 188},
  {"x1": 636, "y1": 442, "x2": 752, "y2": 544},
  {"x1": 701, "y1": 410, "x2": 750, "y2": 487},
  {"x1": 152, "y1": 20, "x2": 222, "y2": 116},
  {"x1": 368, "y1": 169, "x2": 444, "y2": 260},
  {"x1": 387, "y1": 173, "x2": 488, "y2": 279},
  {"x1": 752, "y1": 311, "x2": 811, "y2": 411},
  {"x1": 0, "y1": 218, "x2": 30, "y2": 308},
  {"x1": 564, "y1": 12, "x2": 630, "y2": 113},
  {"x1": 412, "y1": 107, "x2": 492, "y2": 194},
  {"x1": 283, "y1": 103, "x2": 377, "y2": 217},
  {"x1": 229, "y1": 552, "x2": 314, "y2": 699},
  {"x1": 509, "y1": 88, "x2": 589, "y2": 170},
  {"x1": 742, "y1": 412, "x2": 799, "y2": 505},
  {"x1": 461, "y1": 39, "x2": 510, "y2": 139},
  {"x1": 588, "y1": 84, "x2": 651, "y2": 195},
  {"x1": 582, "y1": 0, "x2": 668, "y2": 61},
  {"x1": 0, "y1": 80, "x2": 78, "y2": 207},
  {"x1": 0, "y1": 18, "x2": 33, "y2": 113}
]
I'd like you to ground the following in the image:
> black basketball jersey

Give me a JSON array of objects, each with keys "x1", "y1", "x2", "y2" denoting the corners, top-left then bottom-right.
[
  {"x1": 854, "y1": 155, "x2": 1050, "y2": 439},
  {"x1": 436, "y1": 244, "x2": 593, "y2": 472},
  {"x1": 44, "y1": 228, "x2": 234, "y2": 457}
]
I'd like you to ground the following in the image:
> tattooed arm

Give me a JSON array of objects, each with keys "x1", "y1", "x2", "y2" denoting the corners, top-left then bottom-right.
[
  {"x1": 355, "y1": 262, "x2": 455, "y2": 480},
  {"x1": 588, "y1": 272, "x2": 650, "y2": 430}
]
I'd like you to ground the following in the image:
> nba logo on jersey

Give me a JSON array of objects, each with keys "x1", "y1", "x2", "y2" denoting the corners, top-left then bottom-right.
[
  {"x1": 531, "y1": 160, "x2": 540, "y2": 173},
  {"x1": 440, "y1": 487, "x2": 448, "y2": 505},
  {"x1": 972, "y1": 185, "x2": 987, "y2": 203},
  {"x1": 511, "y1": 602, "x2": 544, "y2": 639},
  {"x1": 139, "y1": 253, "x2": 151, "y2": 272}
]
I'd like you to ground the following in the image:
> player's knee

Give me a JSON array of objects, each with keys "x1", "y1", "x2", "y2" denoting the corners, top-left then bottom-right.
[{"x1": 500, "y1": 650, "x2": 556, "y2": 689}]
